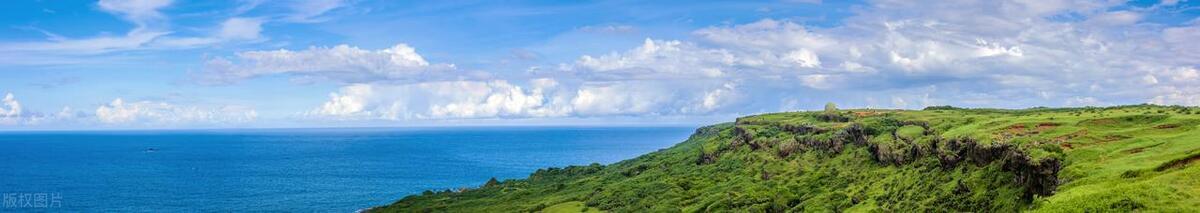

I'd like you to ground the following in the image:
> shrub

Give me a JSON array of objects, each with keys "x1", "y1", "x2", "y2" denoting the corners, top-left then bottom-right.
[
  {"x1": 923, "y1": 105, "x2": 961, "y2": 110},
  {"x1": 484, "y1": 177, "x2": 500, "y2": 188},
  {"x1": 777, "y1": 139, "x2": 801, "y2": 158}
]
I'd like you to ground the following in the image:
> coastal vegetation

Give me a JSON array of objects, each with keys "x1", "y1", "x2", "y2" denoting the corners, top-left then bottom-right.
[{"x1": 372, "y1": 104, "x2": 1200, "y2": 212}]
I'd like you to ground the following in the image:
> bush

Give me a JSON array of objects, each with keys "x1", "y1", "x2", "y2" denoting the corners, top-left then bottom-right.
[
  {"x1": 924, "y1": 105, "x2": 962, "y2": 110},
  {"x1": 777, "y1": 139, "x2": 801, "y2": 158},
  {"x1": 484, "y1": 177, "x2": 499, "y2": 188}
]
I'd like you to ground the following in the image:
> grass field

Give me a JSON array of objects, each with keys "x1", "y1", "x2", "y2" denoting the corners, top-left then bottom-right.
[
  {"x1": 542, "y1": 201, "x2": 604, "y2": 213},
  {"x1": 370, "y1": 104, "x2": 1200, "y2": 212}
]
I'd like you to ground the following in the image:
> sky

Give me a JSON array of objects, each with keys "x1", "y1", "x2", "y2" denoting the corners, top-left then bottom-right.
[{"x1": 0, "y1": 0, "x2": 1198, "y2": 130}]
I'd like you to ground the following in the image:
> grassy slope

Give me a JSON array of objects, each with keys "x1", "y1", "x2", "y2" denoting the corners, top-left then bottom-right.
[{"x1": 371, "y1": 105, "x2": 1200, "y2": 212}]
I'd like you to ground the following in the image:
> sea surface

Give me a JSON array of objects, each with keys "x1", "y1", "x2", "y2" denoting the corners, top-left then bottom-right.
[{"x1": 0, "y1": 126, "x2": 695, "y2": 212}]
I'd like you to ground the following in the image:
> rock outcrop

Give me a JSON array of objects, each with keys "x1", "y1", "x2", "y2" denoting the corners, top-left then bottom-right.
[{"x1": 718, "y1": 120, "x2": 1063, "y2": 200}]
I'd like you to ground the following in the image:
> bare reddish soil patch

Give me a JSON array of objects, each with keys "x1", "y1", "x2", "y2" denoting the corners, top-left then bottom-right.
[
  {"x1": 1036, "y1": 123, "x2": 1060, "y2": 131},
  {"x1": 1155, "y1": 152, "x2": 1200, "y2": 172},
  {"x1": 1053, "y1": 130, "x2": 1088, "y2": 149},
  {"x1": 1124, "y1": 143, "x2": 1164, "y2": 154},
  {"x1": 1006, "y1": 124, "x2": 1027, "y2": 134},
  {"x1": 1154, "y1": 124, "x2": 1180, "y2": 129},
  {"x1": 1055, "y1": 130, "x2": 1087, "y2": 142},
  {"x1": 1101, "y1": 135, "x2": 1131, "y2": 142}
]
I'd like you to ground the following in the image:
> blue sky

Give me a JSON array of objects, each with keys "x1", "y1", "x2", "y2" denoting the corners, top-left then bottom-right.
[{"x1": 1, "y1": 0, "x2": 1198, "y2": 129}]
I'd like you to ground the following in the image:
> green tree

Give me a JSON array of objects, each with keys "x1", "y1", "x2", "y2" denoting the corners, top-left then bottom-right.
[
  {"x1": 824, "y1": 102, "x2": 837, "y2": 113},
  {"x1": 484, "y1": 177, "x2": 499, "y2": 188}
]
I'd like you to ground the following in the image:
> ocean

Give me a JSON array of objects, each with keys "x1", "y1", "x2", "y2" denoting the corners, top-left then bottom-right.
[{"x1": 0, "y1": 126, "x2": 695, "y2": 212}]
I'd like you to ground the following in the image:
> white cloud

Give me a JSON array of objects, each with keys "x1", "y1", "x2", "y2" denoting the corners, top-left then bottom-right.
[
  {"x1": 22, "y1": 107, "x2": 82, "y2": 126},
  {"x1": 286, "y1": 0, "x2": 346, "y2": 22},
  {"x1": 557, "y1": 0, "x2": 1200, "y2": 107},
  {"x1": 1066, "y1": 96, "x2": 1104, "y2": 107},
  {"x1": 0, "y1": 93, "x2": 22, "y2": 125},
  {"x1": 579, "y1": 25, "x2": 637, "y2": 34},
  {"x1": 315, "y1": 84, "x2": 373, "y2": 117},
  {"x1": 694, "y1": 19, "x2": 839, "y2": 73},
  {"x1": 234, "y1": 0, "x2": 268, "y2": 14},
  {"x1": 196, "y1": 44, "x2": 456, "y2": 84},
  {"x1": 568, "y1": 39, "x2": 735, "y2": 79},
  {"x1": 891, "y1": 96, "x2": 908, "y2": 109},
  {"x1": 0, "y1": 0, "x2": 172, "y2": 56},
  {"x1": 973, "y1": 39, "x2": 1024, "y2": 57},
  {"x1": 1163, "y1": 24, "x2": 1200, "y2": 60},
  {"x1": 0, "y1": 0, "x2": 269, "y2": 65},
  {"x1": 695, "y1": 18, "x2": 832, "y2": 49},
  {"x1": 285, "y1": 0, "x2": 1200, "y2": 124},
  {"x1": 1086, "y1": 11, "x2": 1142, "y2": 26},
  {"x1": 91, "y1": 1, "x2": 267, "y2": 49},
  {"x1": 562, "y1": 36, "x2": 830, "y2": 85},
  {"x1": 97, "y1": 0, "x2": 172, "y2": 30},
  {"x1": 95, "y1": 99, "x2": 258, "y2": 125},
  {"x1": 1164, "y1": 66, "x2": 1199, "y2": 81},
  {"x1": 154, "y1": 0, "x2": 1200, "y2": 127},
  {"x1": 784, "y1": 49, "x2": 822, "y2": 68},
  {"x1": 154, "y1": 17, "x2": 267, "y2": 48},
  {"x1": 1, "y1": 93, "x2": 21, "y2": 117},
  {"x1": 210, "y1": 17, "x2": 267, "y2": 40},
  {"x1": 0, "y1": 94, "x2": 90, "y2": 127},
  {"x1": 692, "y1": 83, "x2": 739, "y2": 113},
  {"x1": 1142, "y1": 75, "x2": 1160, "y2": 85},
  {"x1": 798, "y1": 74, "x2": 837, "y2": 89},
  {"x1": 308, "y1": 79, "x2": 739, "y2": 120},
  {"x1": 1151, "y1": 89, "x2": 1200, "y2": 106},
  {"x1": 570, "y1": 82, "x2": 666, "y2": 116},
  {"x1": 310, "y1": 80, "x2": 571, "y2": 120}
]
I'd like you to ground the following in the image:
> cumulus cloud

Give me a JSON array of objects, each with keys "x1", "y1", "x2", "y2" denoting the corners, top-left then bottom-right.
[
  {"x1": 0, "y1": 93, "x2": 22, "y2": 125},
  {"x1": 307, "y1": 79, "x2": 739, "y2": 120},
  {"x1": 567, "y1": 39, "x2": 735, "y2": 79},
  {"x1": 559, "y1": 0, "x2": 1200, "y2": 107},
  {"x1": 23, "y1": 107, "x2": 84, "y2": 125},
  {"x1": 196, "y1": 44, "x2": 457, "y2": 84},
  {"x1": 309, "y1": 80, "x2": 569, "y2": 120},
  {"x1": 95, "y1": 99, "x2": 258, "y2": 125},
  {"x1": 571, "y1": 81, "x2": 739, "y2": 116},
  {"x1": 165, "y1": 0, "x2": 1200, "y2": 126},
  {"x1": 1, "y1": 93, "x2": 21, "y2": 117},
  {"x1": 1, "y1": 94, "x2": 257, "y2": 128},
  {"x1": 562, "y1": 35, "x2": 833, "y2": 84},
  {"x1": 0, "y1": 93, "x2": 89, "y2": 126},
  {"x1": 570, "y1": 83, "x2": 670, "y2": 116},
  {"x1": 1151, "y1": 89, "x2": 1200, "y2": 106},
  {"x1": 293, "y1": 0, "x2": 1200, "y2": 123}
]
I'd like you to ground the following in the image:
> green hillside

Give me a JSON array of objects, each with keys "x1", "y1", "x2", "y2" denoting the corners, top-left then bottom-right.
[{"x1": 370, "y1": 105, "x2": 1200, "y2": 212}]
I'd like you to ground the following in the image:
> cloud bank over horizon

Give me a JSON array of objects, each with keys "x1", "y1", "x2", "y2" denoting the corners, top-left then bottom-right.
[{"x1": 1, "y1": 0, "x2": 1198, "y2": 129}]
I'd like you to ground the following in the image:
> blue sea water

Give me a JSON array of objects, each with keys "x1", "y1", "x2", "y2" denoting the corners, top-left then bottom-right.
[{"x1": 0, "y1": 126, "x2": 695, "y2": 212}]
